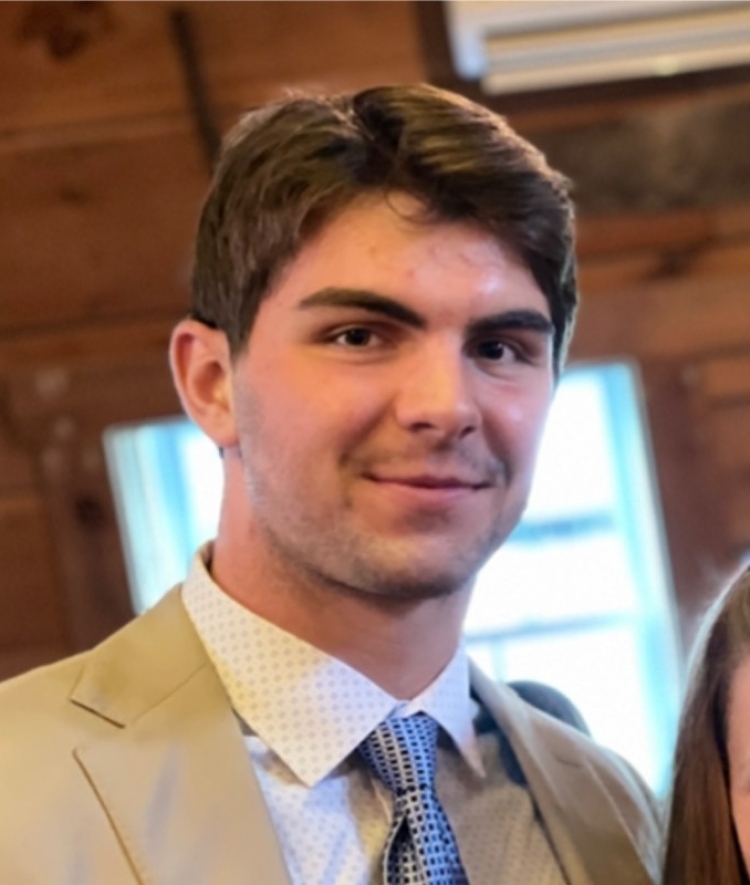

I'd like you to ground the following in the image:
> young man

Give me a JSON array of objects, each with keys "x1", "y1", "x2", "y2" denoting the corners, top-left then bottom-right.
[{"x1": 0, "y1": 85, "x2": 660, "y2": 884}]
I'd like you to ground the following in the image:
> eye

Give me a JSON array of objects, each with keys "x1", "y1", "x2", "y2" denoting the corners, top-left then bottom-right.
[
  {"x1": 474, "y1": 339, "x2": 515, "y2": 362},
  {"x1": 334, "y1": 327, "x2": 375, "y2": 347}
]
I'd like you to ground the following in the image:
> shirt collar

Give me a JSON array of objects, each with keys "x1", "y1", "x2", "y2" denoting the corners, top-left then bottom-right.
[{"x1": 182, "y1": 546, "x2": 485, "y2": 786}]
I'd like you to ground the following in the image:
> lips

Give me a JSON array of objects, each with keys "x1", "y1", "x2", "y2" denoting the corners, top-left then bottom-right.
[
  {"x1": 365, "y1": 472, "x2": 490, "y2": 490},
  {"x1": 364, "y1": 467, "x2": 494, "y2": 492}
]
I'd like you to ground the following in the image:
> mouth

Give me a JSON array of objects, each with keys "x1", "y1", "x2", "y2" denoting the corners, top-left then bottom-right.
[
  {"x1": 356, "y1": 464, "x2": 499, "y2": 520},
  {"x1": 363, "y1": 470, "x2": 495, "y2": 513},
  {"x1": 368, "y1": 474, "x2": 489, "y2": 491}
]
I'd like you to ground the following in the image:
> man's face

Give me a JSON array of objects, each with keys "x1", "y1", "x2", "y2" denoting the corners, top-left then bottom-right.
[{"x1": 228, "y1": 195, "x2": 555, "y2": 601}]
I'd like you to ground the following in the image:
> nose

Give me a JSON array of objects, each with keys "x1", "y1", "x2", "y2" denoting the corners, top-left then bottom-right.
[{"x1": 392, "y1": 341, "x2": 481, "y2": 442}]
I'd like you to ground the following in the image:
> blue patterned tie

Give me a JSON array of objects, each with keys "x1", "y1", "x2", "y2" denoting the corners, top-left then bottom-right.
[{"x1": 359, "y1": 713, "x2": 469, "y2": 885}]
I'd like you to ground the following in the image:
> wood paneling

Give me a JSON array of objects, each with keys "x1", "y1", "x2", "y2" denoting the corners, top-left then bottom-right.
[
  {"x1": 578, "y1": 239, "x2": 750, "y2": 297},
  {"x1": 571, "y1": 199, "x2": 750, "y2": 644},
  {"x1": 716, "y1": 202, "x2": 750, "y2": 239},
  {"x1": 534, "y1": 97, "x2": 750, "y2": 213},
  {"x1": 0, "y1": 2, "x2": 423, "y2": 137},
  {"x1": 0, "y1": 426, "x2": 35, "y2": 494},
  {"x1": 35, "y1": 433, "x2": 136, "y2": 650},
  {"x1": 0, "y1": 317, "x2": 173, "y2": 369},
  {"x1": 0, "y1": 494, "x2": 64, "y2": 648},
  {"x1": 7, "y1": 353, "x2": 180, "y2": 448},
  {"x1": 728, "y1": 478, "x2": 750, "y2": 551},
  {"x1": 0, "y1": 644, "x2": 71, "y2": 682},
  {"x1": 4, "y1": 352, "x2": 183, "y2": 650},
  {"x1": 0, "y1": 131, "x2": 204, "y2": 334},
  {"x1": 0, "y1": 2, "x2": 185, "y2": 132},
  {"x1": 576, "y1": 203, "x2": 750, "y2": 295},
  {"x1": 636, "y1": 363, "x2": 733, "y2": 650},
  {"x1": 710, "y1": 405, "x2": 750, "y2": 475},
  {"x1": 572, "y1": 273, "x2": 750, "y2": 362},
  {"x1": 577, "y1": 207, "x2": 712, "y2": 259},
  {"x1": 578, "y1": 253, "x2": 665, "y2": 297},
  {"x1": 696, "y1": 352, "x2": 750, "y2": 403},
  {"x1": 187, "y1": 1, "x2": 424, "y2": 107}
]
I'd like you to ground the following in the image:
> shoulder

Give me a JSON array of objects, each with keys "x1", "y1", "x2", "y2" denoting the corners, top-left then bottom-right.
[
  {"x1": 503, "y1": 675, "x2": 659, "y2": 813},
  {"x1": 0, "y1": 649, "x2": 142, "y2": 879},
  {"x1": 0, "y1": 650, "x2": 103, "y2": 846},
  {"x1": 520, "y1": 693, "x2": 659, "y2": 816},
  {"x1": 0, "y1": 651, "x2": 90, "y2": 736},
  {"x1": 475, "y1": 665, "x2": 657, "y2": 802},
  {"x1": 0, "y1": 587, "x2": 201, "y2": 768},
  {"x1": 472, "y1": 666, "x2": 662, "y2": 881},
  {"x1": 0, "y1": 647, "x2": 118, "y2": 814},
  {"x1": 0, "y1": 590, "x2": 202, "y2": 843}
]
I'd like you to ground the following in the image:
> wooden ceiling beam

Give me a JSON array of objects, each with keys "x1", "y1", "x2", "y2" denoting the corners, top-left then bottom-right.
[{"x1": 0, "y1": 2, "x2": 424, "y2": 141}]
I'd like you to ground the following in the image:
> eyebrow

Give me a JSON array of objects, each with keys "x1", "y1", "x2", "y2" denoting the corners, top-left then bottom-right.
[
  {"x1": 297, "y1": 287, "x2": 554, "y2": 338},
  {"x1": 467, "y1": 310, "x2": 554, "y2": 340},
  {"x1": 297, "y1": 288, "x2": 425, "y2": 328}
]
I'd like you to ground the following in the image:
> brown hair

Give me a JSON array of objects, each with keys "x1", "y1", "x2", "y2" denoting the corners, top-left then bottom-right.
[
  {"x1": 663, "y1": 568, "x2": 750, "y2": 885},
  {"x1": 191, "y1": 84, "x2": 577, "y2": 373}
]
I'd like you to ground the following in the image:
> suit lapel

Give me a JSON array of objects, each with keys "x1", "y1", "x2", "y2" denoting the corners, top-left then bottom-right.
[
  {"x1": 70, "y1": 590, "x2": 292, "y2": 885},
  {"x1": 470, "y1": 664, "x2": 654, "y2": 885}
]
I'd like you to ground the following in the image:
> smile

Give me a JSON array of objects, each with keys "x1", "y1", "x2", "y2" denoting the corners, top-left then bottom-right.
[
  {"x1": 364, "y1": 473, "x2": 491, "y2": 510},
  {"x1": 369, "y1": 474, "x2": 487, "y2": 490}
]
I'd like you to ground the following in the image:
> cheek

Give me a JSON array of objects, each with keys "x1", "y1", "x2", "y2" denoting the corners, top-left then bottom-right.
[
  {"x1": 249, "y1": 383, "x2": 378, "y2": 473},
  {"x1": 483, "y1": 389, "x2": 552, "y2": 463},
  {"x1": 727, "y1": 661, "x2": 750, "y2": 873},
  {"x1": 732, "y1": 795, "x2": 750, "y2": 870}
]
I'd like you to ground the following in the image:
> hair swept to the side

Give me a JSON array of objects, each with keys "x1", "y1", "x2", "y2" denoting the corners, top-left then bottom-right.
[
  {"x1": 190, "y1": 83, "x2": 578, "y2": 373},
  {"x1": 663, "y1": 568, "x2": 750, "y2": 885}
]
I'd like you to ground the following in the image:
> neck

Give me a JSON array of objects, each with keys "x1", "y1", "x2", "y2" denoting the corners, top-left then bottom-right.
[{"x1": 210, "y1": 532, "x2": 470, "y2": 700}]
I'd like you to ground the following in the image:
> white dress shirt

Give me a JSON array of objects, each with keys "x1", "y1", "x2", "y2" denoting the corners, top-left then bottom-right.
[{"x1": 182, "y1": 548, "x2": 566, "y2": 885}]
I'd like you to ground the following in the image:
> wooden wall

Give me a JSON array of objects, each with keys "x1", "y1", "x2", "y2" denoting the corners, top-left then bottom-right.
[
  {"x1": 573, "y1": 204, "x2": 750, "y2": 648},
  {"x1": 1, "y1": 0, "x2": 749, "y2": 680}
]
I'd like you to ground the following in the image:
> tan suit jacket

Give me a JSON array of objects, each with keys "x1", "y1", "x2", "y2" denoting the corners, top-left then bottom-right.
[{"x1": 0, "y1": 589, "x2": 661, "y2": 884}]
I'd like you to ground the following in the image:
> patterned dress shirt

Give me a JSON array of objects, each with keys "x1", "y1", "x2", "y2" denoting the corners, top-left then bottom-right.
[{"x1": 182, "y1": 548, "x2": 566, "y2": 885}]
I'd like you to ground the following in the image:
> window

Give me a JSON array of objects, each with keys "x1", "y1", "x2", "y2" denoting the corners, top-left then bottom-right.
[
  {"x1": 104, "y1": 416, "x2": 222, "y2": 614},
  {"x1": 464, "y1": 362, "x2": 680, "y2": 792},
  {"x1": 104, "y1": 361, "x2": 681, "y2": 792}
]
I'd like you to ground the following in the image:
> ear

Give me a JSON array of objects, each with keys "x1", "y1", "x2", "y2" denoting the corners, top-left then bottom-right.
[{"x1": 169, "y1": 319, "x2": 238, "y2": 447}]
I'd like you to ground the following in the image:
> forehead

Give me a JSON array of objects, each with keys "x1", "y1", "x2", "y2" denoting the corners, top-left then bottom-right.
[{"x1": 264, "y1": 194, "x2": 548, "y2": 318}]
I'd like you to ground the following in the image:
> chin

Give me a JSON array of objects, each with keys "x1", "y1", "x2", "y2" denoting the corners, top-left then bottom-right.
[
  {"x1": 278, "y1": 523, "x2": 503, "y2": 603},
  {"x1": 370, "y1": 533, "x2": 504, "y2": 596},
  {"x1": 366, "y1": 576, "x2": 466, "y2": 603},
  {"x1": 336, "y1": 552, "x2": 481, "y2": 603}
]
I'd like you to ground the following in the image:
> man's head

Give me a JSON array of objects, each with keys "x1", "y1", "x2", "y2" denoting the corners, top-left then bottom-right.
[
  {"x1": 171, "y1": 84, "x2": 576, "y2": 611},
  {"x1": 191, "y1": 84, "x2": 577, "y2": 374}
]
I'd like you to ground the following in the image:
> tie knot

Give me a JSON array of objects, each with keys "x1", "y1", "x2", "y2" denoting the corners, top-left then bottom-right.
[{"x1": 358, "y1": 712, "x2": 439, "y2": 797}]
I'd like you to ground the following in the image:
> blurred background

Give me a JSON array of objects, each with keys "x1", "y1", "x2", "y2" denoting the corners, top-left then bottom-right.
[{"x1": 2, "y1": 0, "x2": 750, "y2": 793}]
